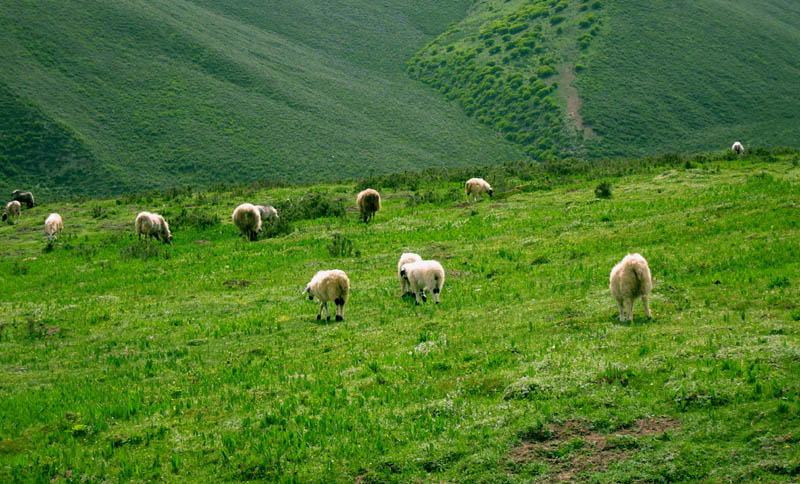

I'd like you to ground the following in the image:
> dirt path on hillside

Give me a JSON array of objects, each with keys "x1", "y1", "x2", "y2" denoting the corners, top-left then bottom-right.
[{"x1": 560, "y1": 66, "x2": 597, "y2": 141}]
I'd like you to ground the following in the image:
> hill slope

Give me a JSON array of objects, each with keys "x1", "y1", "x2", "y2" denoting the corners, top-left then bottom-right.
[
  {"x1": 1, "y1": 150, "x2": 799, "y2": 482},
  {"x1": 409, "y1": 0, "x2": 800, "y2": 159},
  {"x1": 0, "y1": 0, "x2": 523, "y2": 197}
]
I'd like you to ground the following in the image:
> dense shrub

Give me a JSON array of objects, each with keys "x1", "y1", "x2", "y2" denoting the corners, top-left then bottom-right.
[
  {"x1": 170, "y1": 207, "x2": 220, "y2": 230},
  {"x1": 273, "y1": 193, "x2": 346, "y2": 222}
]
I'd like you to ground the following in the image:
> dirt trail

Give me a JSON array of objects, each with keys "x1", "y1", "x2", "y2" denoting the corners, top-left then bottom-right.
[{"x1": 560, "y1": 66, "x2": 597, "y2": 141}]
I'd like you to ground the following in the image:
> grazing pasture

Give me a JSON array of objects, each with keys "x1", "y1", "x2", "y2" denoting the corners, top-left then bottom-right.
[{"x1": 1, "y1": 152, "x2": 799, "y2": 482}]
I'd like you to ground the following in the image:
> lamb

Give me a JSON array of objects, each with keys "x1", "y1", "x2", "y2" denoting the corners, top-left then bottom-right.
[
  {"x1": 302, "y1": 270, "x2": 350, "y2": 321},
  {"x1": 11, "y1": 190, "x2": 35, "y2": 208},
  {"x1": 465, "y1": 178, "x2": 493, "y2": 203},
  {"x1": 356, "y1": 189, "x2": 381, "y2": 223},
  {"x1": 44, "y1": 213, "x2": 63, "y2": 240},
  {"x1": 609, "y1": 253, "x2": 653, "y2": 322},
  {"x1": 232, "y1": 203, "x2": 262, "y2": 241},
  {"x1": 731, "y1": 141, "x2": 744, "y2": 156},
  {"x1": 399, "y1": 260, "x2": 445, "y2": 305},
  {"x1": 135, "y1": 211, "x2": 172, "y2": 244},
  {"x1": 397, "y1": 252, "x2": 423, "y2": 296},
  {"x1": 255, "y1": 205, "x2": 279, "y2": 223},
  {"x1": 2, "y1": 201, "x2": 21, "y2": 224}
]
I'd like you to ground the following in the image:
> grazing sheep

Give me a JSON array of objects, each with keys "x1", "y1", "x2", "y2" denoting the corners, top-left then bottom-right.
[
  {"x1": 11, "y1": 190, "x2": 35, "y2": 208},
  {"x1": 465, "y1": 178, "x2": 493, "y2": 203},
  {"x1": 135, "y1": 211, "x2": 172, "y2": 244},
  {"x1": 232, "y1": 203, "x2": 262, "y2": 241},
  {"x1": 356, "y1": 189, "x2": 381, "y2": 223},
  {"x1": 731, "y1": 141, "x2": 744, "y2": 156},
  {"x1": 255, "y1": 205, "x2": 279, "y2": 223},
  {"x1": 397, "y1": 252, "x2": 423, "y2": 296},
  {"x1": 2, "y1": 200, "x2": 21, "y2": 224},
  {"x1": 44, "y1": 213, "x2": 63, "y2": 240},
  {"x1": 609, "y1": 253, "x2": 653, "y2": 322},
  {"x1": 302, "y1": 270, "x2": 350, "y2": 321},
  {"x1": 399, "y1": 260, "x2": 445, "y2": 305}
]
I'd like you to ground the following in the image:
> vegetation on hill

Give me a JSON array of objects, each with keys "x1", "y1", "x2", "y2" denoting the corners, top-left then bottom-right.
[
  {"x1": 408, "y1": 0, "x2": 800, "y2": 160},
  {"x1": 1, "y1": 149, "x2": 799, "y2": 482},
  {"x1": 0, "y1": 0, "x2": 523, "y2": 197}
]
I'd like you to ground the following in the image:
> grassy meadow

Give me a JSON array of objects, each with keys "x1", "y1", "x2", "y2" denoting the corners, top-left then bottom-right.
[{"x1": 1, "y1": 151, "x2": 800, "y2": 482}]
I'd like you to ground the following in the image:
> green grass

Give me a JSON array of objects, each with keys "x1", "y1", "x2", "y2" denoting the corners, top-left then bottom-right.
[
  {"x1": 1, "y1": 150, "x2": 799, "y2": 482},
  {"x1": 0, "y1": 0, "x2": 523, "y2": 197}
]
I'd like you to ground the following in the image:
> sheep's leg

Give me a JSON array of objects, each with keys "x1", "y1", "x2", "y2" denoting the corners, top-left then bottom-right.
[
  {"x1": 433, "y1": 287, "x2": 440, "y2": 304},
  {"x1": 624, "y1": 299, "x2": 633, "y2": 322},
  {"x1": 642, "y1": 295, "x2": 652, "y2": 319},
  {"x1": 335, "y1": 297, "x2": 344, "y2": 321},
  {"x1": 414, "y1": 291, "x2": 421, "y2": 305},
  {"x1": 421, "y1": 290, "x2": 427, "y2": 303},
  {"x1": 324, "y1": 302, "x2": 330, "y2": 321},
  {"x1": 616, "y1": 300, "x2": 624, "y2": 321},
  {"x1": 316, "y1": 302, "x2": 324, "y2": 320}
]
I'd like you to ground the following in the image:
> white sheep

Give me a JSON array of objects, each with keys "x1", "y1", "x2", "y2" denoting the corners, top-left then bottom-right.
[
  {"x1": 302, "y1": 270, "x2": 351, "y2": 321},
  {"x1": 232, "y1": 203, "x2": 262, "y2": 241},
  {"x1": 397, "y1": 252, "x2": 423, "y2": 296},
  {"x1": 731, "y1": 141, "x2": 744, "y2": 156},
  {"x1": 465, "y1": 178, "x2": 494, "y2": 203},
  {"x1": 399, "y1": 260, "x2": 445, "y2": 305},
  {"x1": 2, "y1": 201, "x2": 21, "y2": 224},
  {"x1": 135, "y1": 211, "x2": 172, "y2": 244},
  {"x1": 256, "y1": 205, "x2": 279, "y2": 223},
  {"x1": 44, "y1": 213, "x2": 63, "y2": 241},
  {"x1": 609, "y1": 253, "x2": 653, "y2": 322},
  {"x1": 357, "y1": 189, "x2": 381, "y2": 223}
]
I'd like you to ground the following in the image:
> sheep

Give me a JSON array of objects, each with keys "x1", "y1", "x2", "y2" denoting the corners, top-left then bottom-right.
[
  {"x1": 135, "y1": 211, "x2": 172, "y2": 244},
  {"x1": 232, "y1": 203, "x2": 262, "y2": 241},
  {"x1": 465, "y1": 178, "x2": 493, "y2": 203},
  {"x1": 11, "y1": 190, "x2": 35, "y2": 208},
  {"x1": 356, "y1": 188, "x2": 381, "y2": 223},
  {"x1": 397, "y1": 252, "x2": 423, "y2": 296},
  {"x1": 399, "y1": 260, "x2": 445, "y2": 305},
  {"x1": 731, "y1": 141, "x2": 744, "y2": 156},
  {"x1": 44, "y1": 213, "x2": 63, "y2": 240},
  {"x1": 302, "y1": 270, "x2": 350, "y2": 321},
  {"x1": 609, "y1": 253, "x2": 653, "y2": 322},
  {"x1": 2, "y1": 201, "x2": 21, "y2": 224},
  {"x1": 255, "y1": 205, "x2": 279, "y2": 223}
]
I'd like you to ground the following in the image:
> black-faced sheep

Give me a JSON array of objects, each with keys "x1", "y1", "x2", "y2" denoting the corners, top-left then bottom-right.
[
  {"x1": 356, "y1": 189, "x2": 381, "y2": 223},
  {"x1": 609, "y1": 253, "x2": 652, "y2": 322},
  {"x1": 3, "y1": 201, "x2": 21, "y2": 224},
  {"x1": 465, "y1": 178, "x2": 493, "y2": 203},
  {"x1": 232, "y1": 203, "x2": 262, "y2": 241},
  {"x1": 255, "y1": 205, "x2": 279, "y2": 223},
  {"x1": 397, "y1": 252, "x2": 422, "y2": 296},
  {"x1": 731, "y1": 141, "x2": 744, "y2": 156},
  {"x1": 45, "y1": 213, "x2": 63, "y2": 240},
  {"x1": 11, "y1": 190, "x2": 36, "y2": 208},
  {"x1": 302, "y1": 270, "x2": 350, "y2": 321},
  {"x1": 135, "y1": 211, "x2": 172, "y2": 244},
  {"x1": 399, "y1": 260, "x2": 445, "y2": 305}
]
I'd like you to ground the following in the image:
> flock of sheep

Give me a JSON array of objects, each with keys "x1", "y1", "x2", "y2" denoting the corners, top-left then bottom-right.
[{"x1": 4, "y1": 139, "x2": 748, "y2": 322}]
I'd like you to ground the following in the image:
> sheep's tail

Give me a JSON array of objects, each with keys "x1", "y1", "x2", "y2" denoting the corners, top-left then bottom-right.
[
  {"x1": 631, "y1": 262, "x2": 651, "y2": 292},
  {"x1": 336, "y1": 277, "x2": 350, "y2": 303}
]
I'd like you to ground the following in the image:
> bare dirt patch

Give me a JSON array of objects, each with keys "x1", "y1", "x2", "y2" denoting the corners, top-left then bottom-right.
[
  {"x1": 559, "y1": 66, "x2": 598, "y2": 141},
  {"x1": 508, "y1": 418, "x2": 679, "y2": 482}
]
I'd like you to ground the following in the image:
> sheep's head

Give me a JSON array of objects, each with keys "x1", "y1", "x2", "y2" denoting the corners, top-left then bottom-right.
[
  {"x1": 399, "y1": 267, "x2": 408, "y2": 281},
  {"x1": 488, "y1": 189, "x2": 494, "y2": 197},
  {"x1": 302, "y1": 284, "x2": 313, "y2": 300},
  {"x1": 2, "y1": 212, "x2": 7, "y2": 222}
]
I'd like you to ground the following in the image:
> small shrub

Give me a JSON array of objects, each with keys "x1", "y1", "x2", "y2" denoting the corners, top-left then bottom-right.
[
  {"x1": 91, "y1": 205, "x2": 106, "y2": 219},
  {"x1": 274, "y1": 193, "x2": 346, "y2": 222},
  {"x1": 767, "y1": 276, "x2": 790, "y2": 290},
  {"x1": 594, "y1": 181, "x2": 612, "y2": 198},
  {"x1": 170, "y1": 208, "x2": 219, "y2": 230},
  {"x1": 261, "y1": 217, "x2": 292, "y2": 238},
  {"x1": 327, "y1": 233, "x2": 354, "y2": 258},
  {"x1": 119, "y1": 243, "x2": 170, "y2": 261}
]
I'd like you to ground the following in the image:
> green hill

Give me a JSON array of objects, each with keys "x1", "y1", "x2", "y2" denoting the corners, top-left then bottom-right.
[
  {"x1": 1, "y1": 150, "x2": 799, "y2": 482},
  {"x1": 409, "y1": 0, "x2": 800, "y2": 159},
  {"x1": 0, "y1": 0, "x2": 524, "y2": 197}
]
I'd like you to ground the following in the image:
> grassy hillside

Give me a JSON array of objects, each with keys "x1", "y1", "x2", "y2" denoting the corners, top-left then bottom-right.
[
  {"x1": 1, "y1": 149, "x2": 799, "y2": 482},
  {"x1": 0, "y1": 0, "x2": 523, "y2": 197},
  {"x1": 409, "y1": 0, "x2": 800, "y2": 159}
]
